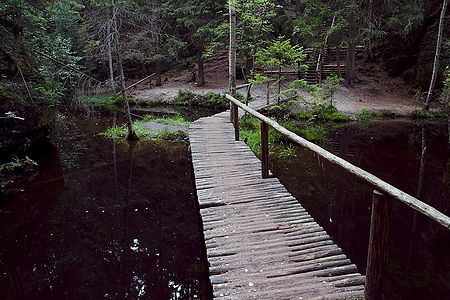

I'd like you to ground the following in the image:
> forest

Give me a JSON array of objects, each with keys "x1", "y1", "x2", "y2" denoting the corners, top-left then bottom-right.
[{"x1": 0, "y1": 0, "x2": 449, "y2": 299}]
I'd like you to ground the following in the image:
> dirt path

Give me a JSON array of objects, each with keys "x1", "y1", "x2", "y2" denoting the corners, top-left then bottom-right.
[{"x1": 131, "y1": 53, "x2": 423, "y2": 116}]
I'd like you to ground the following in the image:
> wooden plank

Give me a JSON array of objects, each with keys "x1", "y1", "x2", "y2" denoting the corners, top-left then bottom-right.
[{"x1": 189, "y1": 104, "x2": 366, "y2": 298}]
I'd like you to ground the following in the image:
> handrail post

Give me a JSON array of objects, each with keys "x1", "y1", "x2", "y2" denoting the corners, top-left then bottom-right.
[
  {"x1": 232, "y1": 103, "x2": 239, "y2": 141},
  {"x1": 261, "y1": 122, "x2": 269, "y2": 178},
  {"x1": 365, "y1": 190, "x2": 393, "y2": 300}
]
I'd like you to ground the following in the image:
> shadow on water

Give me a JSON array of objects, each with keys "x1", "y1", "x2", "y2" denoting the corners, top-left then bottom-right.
[
  {"x1": 270, "y1": 119, "x2": 450, "y2": 300},
  {"x1": 0, "y1": 110, "x2": 212, "y2": 299}
]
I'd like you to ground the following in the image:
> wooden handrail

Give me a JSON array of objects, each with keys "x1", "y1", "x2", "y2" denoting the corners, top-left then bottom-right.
[{"x1": 225, "y1": 93, "x2": 450, "y2": 230}]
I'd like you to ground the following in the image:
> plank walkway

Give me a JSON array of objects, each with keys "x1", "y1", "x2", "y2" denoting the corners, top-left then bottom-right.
[{"x1": 189, "y1": 111, "x2": 365, "y2": 299}]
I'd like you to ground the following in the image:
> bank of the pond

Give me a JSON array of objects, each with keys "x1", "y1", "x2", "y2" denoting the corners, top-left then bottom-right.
[{"x1": 0, "y1": 110, "x2": 212, "y2": 299}]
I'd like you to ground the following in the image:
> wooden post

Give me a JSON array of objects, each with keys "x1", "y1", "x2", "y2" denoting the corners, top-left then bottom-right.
[
  {"x1": 365, "y1": 190, "x2": 393, "y2": 300},
  {"x1": 261, "y1": 122, "x2": 269, "y2": 178},
  {"x1": 233, "y1": 103, "x2": 239, "y2": 141}
]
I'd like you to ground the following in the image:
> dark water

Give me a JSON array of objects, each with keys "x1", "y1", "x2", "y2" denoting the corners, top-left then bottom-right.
[
  {"x1": 0, "y1": 111, "x2": 212, "y2": 299},
  {"x1": 270, "y1": 119, "x2": 450, "y2": 300}
]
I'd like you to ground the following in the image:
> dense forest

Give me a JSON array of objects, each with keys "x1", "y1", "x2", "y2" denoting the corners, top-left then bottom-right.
[{"x1": 1, "y1": 0, "x2": 449, "y2": 156}]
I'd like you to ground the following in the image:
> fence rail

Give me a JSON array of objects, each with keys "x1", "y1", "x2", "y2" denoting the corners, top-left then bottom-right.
[{"x1": 226, "y1": 93, "x2": 450, "y2": 300}]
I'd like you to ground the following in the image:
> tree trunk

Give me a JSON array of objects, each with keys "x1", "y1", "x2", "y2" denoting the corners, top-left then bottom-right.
[
  {"x1": 425, "y1": 0, "x2": 448, "y2": 110},
  {"x1": 155, "y1": 59, "x2": 162, "y2": 86},
  {"x1": 197, "y1": 49, "x2": 205, "y2": 87},
  {"x1": 107, "y1": 24, "x2": 115, "y2": 91},
  {"x1": 229, "y1": 4, "x2": 236, "y2": 97},
  {"x1": 245, "y1": 56, "x2": 252, "y2": 82},
  {"x1": 229, "y1": 3, "x2": 237, "y2": 121},
  {"x1": 345, "y1": 8, "x2": 357, "y2": 87},
  {"x1": 345, "y1": 42, "x2": 356, "y2": 87},
  {"x1": 112, "y1": 0, "x2": 138, "y2": 140}
]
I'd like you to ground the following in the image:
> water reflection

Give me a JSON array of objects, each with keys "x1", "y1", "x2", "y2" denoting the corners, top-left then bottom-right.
[
  {"x1": 0, "y1": 112, "x2": 209, "y2": 299},
  {"x1": 270, "y1": 119, "x2": 450, "y2": 300}
]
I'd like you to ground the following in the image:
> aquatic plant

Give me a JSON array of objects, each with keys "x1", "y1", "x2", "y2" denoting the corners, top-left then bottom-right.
[
  {"x1": 99, "y1": 121, "x2": 187, "y2": 141},
  {"x1": 357, "y1": 108, "x2": 373, "y2": 121},
  {"x1": 143, "y1": 114, "x2": 191, "y2": 127}
]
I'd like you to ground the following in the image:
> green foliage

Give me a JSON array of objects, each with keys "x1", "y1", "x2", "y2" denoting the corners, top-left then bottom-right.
[
  {"x1": 357, "y1": 108, "x2": 373, "y2": 121},
  {"x1": 299, "y1": 125, "x2": 326, "y2": 142},
  {"x1": 409, "y1": 108, "x2": 433, "y2": 119},
  {"x1": 0, "y1": 0, "x2": 82, "y2": 105},
  {"x1": 174, "y1": 90, "x2": 228, "y2": 108},
  {"x1": 239, "y1": 115, "x2": 300, "y2": 158},
  {"x1": 0, "y1": 156, "x2": 37, "y2": 175},
  {"x1": 78, "y1": 93, "x2": 119, "y2": 108},
  {"x1": 142, "y1": 114, "x2": 191, "y2": 127},
  {"x1": 99, "y1": 121, "x2": 187, "y2": 141},
  {"x1": 279, "y1": 145, "x2": 296, "y2": 158},
  {"x1": 255, "y1": 36, "x2": 306, "y2": 70}
]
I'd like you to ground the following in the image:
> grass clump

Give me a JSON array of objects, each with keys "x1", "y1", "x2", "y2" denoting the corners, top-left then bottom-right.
[
  {"x1": 99, "y1": 121, "x2": 187, "y2": 141},
  {"x1": 357, "y1": 108, "x2": 373, "y2": 121},
  {"x1": 143, "y1": 114, "x2": 191, "y2": 126}
]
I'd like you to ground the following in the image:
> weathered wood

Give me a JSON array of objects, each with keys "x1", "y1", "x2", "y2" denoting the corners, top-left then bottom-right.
[
  {"x1": 189, "y1": 109, "x2": 365, "y2": 298},
  {"x1": 115, "y1": 73, "x2": 155, "y2": 95},
  {"x1": 261, "y1": 122, "x2": 269, "y2": 178},
  {"x1": 225, "y1": 93, "x2": 450, "y2": 230},
  {"x1": 232, "y1": 103, "x2": 239, "y2": 141},
  {"x1": 365, "y1": 190, "x2": 392, "y2": 300}
]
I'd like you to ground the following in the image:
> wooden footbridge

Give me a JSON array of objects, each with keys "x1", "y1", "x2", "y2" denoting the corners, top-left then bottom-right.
[{"x1": 188, "y1": 95, "x2": 450, "y2": 299}]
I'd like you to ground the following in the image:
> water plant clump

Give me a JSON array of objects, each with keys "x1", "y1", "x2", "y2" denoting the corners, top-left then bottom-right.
[
  {"x1": 357, "y1": 108, "x2": 373, "y2": 121},
  {"x1": 99, "y1": 121, "x2": 187, "y2": 142}
]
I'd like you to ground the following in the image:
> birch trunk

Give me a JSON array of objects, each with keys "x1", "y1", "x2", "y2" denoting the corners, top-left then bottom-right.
[
  {"x1": 425, "y1": 0, "x2": 448, "y2": 110},
  {"x1": 112, "y1": 0, "x2": 138, "y2": 140},
  {"x1": 107, "y1": 23, "x2": 115, "y2": 91}
]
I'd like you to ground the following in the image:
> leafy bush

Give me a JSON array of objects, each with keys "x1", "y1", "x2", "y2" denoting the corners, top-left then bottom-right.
[{"x1": 409, "y1": 108, "x2": 433, "y2": 119}]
